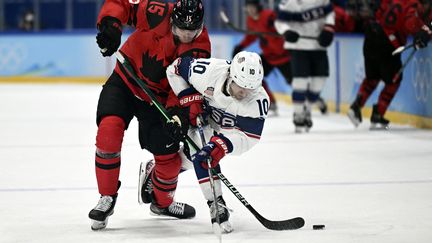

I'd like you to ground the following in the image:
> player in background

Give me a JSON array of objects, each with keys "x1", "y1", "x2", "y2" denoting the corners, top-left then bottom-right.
[
  {"x1": 333, "y1": 1, "x2": 356, "y2": 33},
  {"x1": 347, "y1": 0, "x2": 432, "y2": 129},
  {"x1": 275, "y1": 0, "x2": 335, "y2": 133},
  {"x1": 233, "y1": 0, "x2": 328, "y2": 116},
  {"x1": 139, "y1": 51, "x2": 269, "y2": 233},
  {"x1": 89, "y1": 0, "x2": 211, "y2": 230}
]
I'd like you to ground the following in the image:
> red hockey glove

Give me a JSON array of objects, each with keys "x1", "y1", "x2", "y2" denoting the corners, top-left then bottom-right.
[
  {"x1": 178, "y1": 88, "x2": 203, "y2": 127},
  {"x1": 192, "y1": 135, "x2": 233, "y2": 169}
]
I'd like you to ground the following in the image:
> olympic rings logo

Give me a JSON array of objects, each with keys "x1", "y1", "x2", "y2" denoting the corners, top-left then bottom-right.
[
  {"x1": 0, "y1": 43, "x2": 28, "y2": 72},
  {"x1": 411, "y1": 56, "x2": 432, "y2": 103}
]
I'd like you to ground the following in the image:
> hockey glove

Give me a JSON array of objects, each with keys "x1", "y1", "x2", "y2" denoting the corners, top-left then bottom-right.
[
  {"x1": 283, "y1": 30, "x2": 300, "y2": 43},
  {"x1": 318, "y1": 25, "x2": 335, "y2": 47},
  {"x1": 414, "y1": 25, "x2": 432, "y2": 49},
  {"x1": 232, "y1": 45, "x2": 243, "y2": 58},
  {"x1": 192, "y1": 135, "x2": 233, "y2": 169},
  {"x1": 96, "y1": 16, "x2": 122, "y2": 57},
  {"x1": 163, "y1": 107, "x2": 190, "y2": 143},
  {"x1": 178, "y1": 88, "x2": 204, "y2": 127}
]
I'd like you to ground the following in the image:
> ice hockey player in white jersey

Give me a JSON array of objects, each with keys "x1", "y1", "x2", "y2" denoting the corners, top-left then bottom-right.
[
  {"x1": 274, "y1": 0, "x2": 335, "y2": 133},
  {"x1": 139, "y1": 51, "x2": 269, "y2": 233}
]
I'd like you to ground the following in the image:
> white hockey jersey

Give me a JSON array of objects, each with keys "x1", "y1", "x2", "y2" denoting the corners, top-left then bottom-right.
[
  {"x1": 274, "y1": 0, "x2": 335, "y2": 50},
  {"x1": 166, "y1": 57, "x2": 269, "y2": 155}
]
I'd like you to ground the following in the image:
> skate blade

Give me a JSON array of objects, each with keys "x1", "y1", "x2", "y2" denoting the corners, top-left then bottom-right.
[
  {"x1": 91, "y1": 218, "x2": 109, "y2": 231},
  {"x1": 370, "y1": 123, "x2": 389, "y2": 130},
  {"x1": 138, "y1": 162, "x2": 146, "y2": 204},
  {"x1": 212, "y1": 221, "x2": 233, "y2": 234},
  {"x1": 347, "y1": 110, "x2": 361, "y2": 127},
  {"x1": 294, "y1": 126, "x2": 304, "y2": 133}
]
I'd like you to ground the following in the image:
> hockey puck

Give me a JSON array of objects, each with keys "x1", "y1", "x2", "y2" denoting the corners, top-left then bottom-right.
[{"x1": 313, "y1": 224, "x2": 325, "y2": 230}]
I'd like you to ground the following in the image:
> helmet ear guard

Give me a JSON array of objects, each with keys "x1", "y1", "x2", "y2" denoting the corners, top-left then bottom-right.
[
  {"x1": 172, "y1": 0, "x2": 204, "y2": 30},
  {"x1": 230, "y1": 51, "x2": 264, "y2": 90}
]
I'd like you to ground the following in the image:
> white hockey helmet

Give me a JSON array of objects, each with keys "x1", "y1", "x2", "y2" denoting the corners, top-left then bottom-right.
[{"x1": 230, "y1": 51, "x2": 264, "y2": 90}]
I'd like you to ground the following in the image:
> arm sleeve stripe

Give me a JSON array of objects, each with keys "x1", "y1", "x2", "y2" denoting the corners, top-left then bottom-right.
[
  {"x1": 236, "y1": 116, "x2": 265, "y2": 138},
  {"x1": 177, "y1": 56, "x2": 194, "y2": 83}
]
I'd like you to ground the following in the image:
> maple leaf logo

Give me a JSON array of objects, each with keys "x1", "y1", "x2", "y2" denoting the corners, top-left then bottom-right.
[{"x1": 140, "y1": 50, "x2": 166, "y2": 84}]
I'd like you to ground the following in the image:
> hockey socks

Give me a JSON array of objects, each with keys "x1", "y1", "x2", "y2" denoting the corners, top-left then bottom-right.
[{"x1": 95, "y1": 115, "x2": 125, "y2": 195}]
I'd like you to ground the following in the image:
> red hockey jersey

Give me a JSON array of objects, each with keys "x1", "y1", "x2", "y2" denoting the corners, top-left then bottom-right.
[
  {"x1": 99, "y1": 0, "x2": 211, "y2": 106},
  {"x1": 375, "y1": 0, "x2": 429, "y2": 47},
  {"x1": 238, "y1": 9, "x2": 290, "y2": 65}
]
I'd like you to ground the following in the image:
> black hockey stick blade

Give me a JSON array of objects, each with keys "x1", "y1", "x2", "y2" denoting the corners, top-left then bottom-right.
[{"x1": 248, "y1": 204, "x2": 305, "y2": 230}]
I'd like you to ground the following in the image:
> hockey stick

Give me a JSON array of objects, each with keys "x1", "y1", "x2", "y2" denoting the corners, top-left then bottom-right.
[
  {"x1": 392, "y1": 43, "x2": 414, "y2": 56},
  {"x1": 114, "y1": 51, "x2": 305, "y2": 230},
  {"x1": 196, "y1": 117, "x2": 223, "y2": 239},
  {"x1": 219, "y1": 10, "x2": 316, "y2": 40},
  {"x1": 392, "y1": 48, "x2": 417, "y2": 83}
]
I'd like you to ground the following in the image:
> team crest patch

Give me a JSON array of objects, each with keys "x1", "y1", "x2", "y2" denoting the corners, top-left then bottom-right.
[
  {"x1": 238, "y1": 57, "x2": 245, "y2": 63},
  {"x1": 204, "y1": 87, "x2": 214, "y2": 96}
]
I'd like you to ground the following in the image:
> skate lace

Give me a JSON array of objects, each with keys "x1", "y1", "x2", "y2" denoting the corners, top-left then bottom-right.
[
  {"x1": 145, "y1": 178, "x2": 153, "y2": 192},
  {"x1": 210, "y1": 199, "x2": 232, "y2": 218},
  {"x1": 168, "y1": 202, "x2": 185, "y2": 215},
  {"x1": 94, "y1": 196, "x2": 113, "y2": 212},
  {"x1": 145, "y1": 162, "x2": 154, "y2": 192}
]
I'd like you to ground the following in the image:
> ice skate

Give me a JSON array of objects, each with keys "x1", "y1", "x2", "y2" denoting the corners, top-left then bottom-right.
[
  {"x1": 138, "y1": 159, "x2": 155, "y2": 204},
  {"x1": 370, "y1": 105, "x2": 389, "y2": 130},
  {"x1": 88, "y1": 194, "x2": 117, "y2": 230},
  {"x1": 316, "y1": 97, "x2": 328, "y2": 115},
  {"x1": 150, "y1": 201, "x2": 196, "y2": 219},
  {"x1": 293, "y1": 112, "x2": 307, "y2": 133},
  {"x1": 207, "y1": 196, "x2": 233, "y2": 233},
  {"x1": 347, "y1": 102, "x2": 362, "y2": 127},
  {"x1": 304, "y1": 110, "x2": 313, "y2": 132}
]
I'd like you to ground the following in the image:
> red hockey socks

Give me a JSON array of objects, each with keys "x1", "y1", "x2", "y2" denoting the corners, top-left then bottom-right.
[
  {"x1": 357, "y1": 78, "x2": 380, "y2": 107},
  {"x1": 377, "y1": 81, "x2": 401, "y2": 115},
  {"x1": 95, "y1": 116, "x2": 125, "y2": 196},
  {"x1": 152, "y1": 153, "x2": 182, "y2": 208}
]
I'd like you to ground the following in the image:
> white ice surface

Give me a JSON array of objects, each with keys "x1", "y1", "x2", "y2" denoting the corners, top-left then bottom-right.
[{"x1": 1, "y1": 84, "x2": 432, "y2": 243}]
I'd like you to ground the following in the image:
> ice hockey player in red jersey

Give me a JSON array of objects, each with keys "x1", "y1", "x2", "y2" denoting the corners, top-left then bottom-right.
[
  {"x1": 88, "y1": 0, "x2": 211, "y2": 230},
  {"x1": 231, "y1": 0, "x2": 290, "y2": 116},
  {"x1": 347, "y1": 0, "x2": 432, "y2": 129}
]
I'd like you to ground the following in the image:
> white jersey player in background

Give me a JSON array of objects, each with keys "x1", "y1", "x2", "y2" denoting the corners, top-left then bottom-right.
[
  {"x1": 274, "y1": 0, "x2": 335, "y2": 133},
  {"x1": 138, "y1": 51, "x2": 269, "y2": 233}
]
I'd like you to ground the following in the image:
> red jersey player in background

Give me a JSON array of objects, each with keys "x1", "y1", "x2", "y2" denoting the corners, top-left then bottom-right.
[
  {"x1": 348, "y1": 0, "x2": 432, "y2": 129},
  {"x1": 232, "y1": 0, "x2": 328, "y2": 116},
  {"x1": 88, "y1": 0, "x2": 211, "y2": 230},
  {"x1": 333, "y1": 2, "x2": 356, "y2": 32}
]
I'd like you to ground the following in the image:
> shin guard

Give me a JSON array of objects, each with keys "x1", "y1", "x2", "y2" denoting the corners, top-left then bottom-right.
[
  {"x1": 358, "y1": 78, "x2": 380, "y2": 107},
  {"x1": 377, "y1": 81, "x2": 401, "y2": 115},
  {"x1": 95, "y1": 116, "x2": 125, "y2": 196},
  {"x1": 152, "y1": 153, "x2": 182, "y2": 208}
]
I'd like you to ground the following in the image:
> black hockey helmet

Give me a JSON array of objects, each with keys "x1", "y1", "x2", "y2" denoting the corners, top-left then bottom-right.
[{"x1": 172, "y1": 0, "x2": 204, "y2": 30}]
